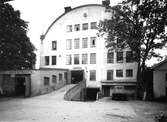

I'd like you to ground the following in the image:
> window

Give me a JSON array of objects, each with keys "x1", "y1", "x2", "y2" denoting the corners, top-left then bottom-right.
[
  {"x1": 116, "y1": 70, "x2": 123, "y2": 77},
  {"x1": 126, "y1": 51, "x2": 134, "y2": 63},
  {"x1": 59, "y1": 73, "x2": 63, "y2": 81},
  {"x1": 44, "y1": 77, "x2": 50, "y2": 86},
  {"x1": 66, "y1": 25, "x2": 72, "y2": 32},
  {"x1": 117, "y1": 51, "x2": 123, "y2": 63},
  {"x1": 90, "y1": 53, "x2": 96, "y2": 64},
  {"x1": 66, "y1": 39, "x2": 72, "y2": 50},
  {"x1": 165, "y1": 73, "x2": 167, "y2": 81},
  {"x1": 52, "y1": 56, "x2": 56, "y2": 65},
  {"x1": 107, "y1": 70, "x2": 113, "y2": 80},
  {"x1": 74, "y1": 54, "x2": 79, "y2": 64},
  {"x1": 82, "y1": 38, "x2": 88, "y2": 48},
  {"x1": 64, "y1": 72, "x2": 68, "y2": 81},
  {"x1": 52, "y1": 41, "x2": 57, "y2": 50},
  {"x1": 90, "y1": 70, "x2": 96, "y2": 81},
  {"x1": 91, "y1": 22, "x2": 97, "y2": 29},
  {"x1": 82, "y1": 23, "x2": 88, "y2": 30},
  {"x1": 90, "y1": 37, "x2": 96, "y2": 48},
  {"x1": 52, "y1": 75, "x2": 57, "y2": 83},
  {"x1": 74, "y1": 24, "x2": 80, "y2": 31},
  {"x1": 107, "y1": 52, "x2": 114, "y2": 63},
  {"x1": 45, "y1": 56, "x2": 49, "y2": 65},
  {"x1": 82, "y1": 54, "x2": 88, "y2": 64},
  {"x1": 74, "y1": 38, "x2": 80, "y2": 49},
  {"x1": 126, "y1": 69, "x2": 133, "y2": 77},
  {"x1": 66, "y1": 55, "x2": 72, "y2": 65}
]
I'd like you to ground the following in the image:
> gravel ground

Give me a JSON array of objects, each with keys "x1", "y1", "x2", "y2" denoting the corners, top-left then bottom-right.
[{"x1": 0, "y1": 85, "x2": 166, "y2": 122}]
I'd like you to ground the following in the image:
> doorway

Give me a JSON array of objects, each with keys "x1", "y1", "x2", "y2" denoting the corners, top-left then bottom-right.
[
  {"x1": 71, "y1": 70, "x2": 84, "y2": 84},
  {"x1": 15, "y1": 77, "x2": 25, "y2": 96},
  {"x1": 102, "y1": 85, "x2": 110, "y2": 97}
]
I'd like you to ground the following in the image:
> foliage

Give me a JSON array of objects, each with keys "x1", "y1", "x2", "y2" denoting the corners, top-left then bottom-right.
[
  {"x1": 99, "y1": 0, "x2": 167, "y2": 98},
  {"x1": 0, "y1": 0, "x2": 36, "y2": 70}
]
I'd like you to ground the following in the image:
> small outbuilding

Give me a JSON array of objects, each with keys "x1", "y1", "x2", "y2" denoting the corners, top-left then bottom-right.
[
  {"x1": 153, "y1": 59, "x2": 167, "y2": 98},
  {"x1": 0, "y1": 68, "x2": 70, "y2": 97}
]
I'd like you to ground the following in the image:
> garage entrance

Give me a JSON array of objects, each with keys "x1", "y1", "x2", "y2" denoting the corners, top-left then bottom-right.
[{"x1": 71, "y1": 70, "x2": 84, "y2": 84}]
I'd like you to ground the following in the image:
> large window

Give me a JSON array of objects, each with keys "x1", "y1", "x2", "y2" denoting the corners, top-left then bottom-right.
[
  {"x1": 126, "y1": 69, "x2": 133, "y2": 77},
  {"x1": 82, "y1": 54, "x2": 88, "y2": 64},
  {"x1": 44, "y1": 77, "x2": 50, "y2": 86},
  {"x1": 74, "y1": 38, "x2": 80, "y2": 49},
  {"x1": 66, "y1": 25, "x2": 72, "y2": 32},
  {"x1": 52, "y1": 41, "x2": 57, "y2": 50},
  {"x1": 66, "y1": 39, "x2": 72, "y2": 50},
  {"x1": 90, "y1": 37, "x2": 96, "y2": 48},
  {"x1": 126, "y1": 51, "x2": 134, "y2": 63},
  {"x1": 45, "y1": 56, "x2": 49, "y2": 65},
  {"x1": 107, "y1": 52, "x2": 114, "y2": 63},
  {"x1": 74, "y1": 24, "x2": 80, "y2": 31},
  {"x1": 66, "y1": 55, "x2": 72, "y2": 65},
  {"x1": 90, "y1": 70, "x2": 96, "y2": 81},
  {"x1": 116, "y1": 70, "x2": 123, "y2": 77},
  {"x1": 117, "y1": 51, "x2": 123, "y2": 63},
  {"x1": 91, "y1": 22, "x2": 97, "y2": 29},
  {"x1": 52, "y1": 75, "x2": 57, "y2": 84},
  {"x1": 90, "y1": 53, "x2": 96, "y2": 64},
  {"x1": 82, "y1": 38, "x2": 88, "y2": 48},
  {"x1": 82, "y1": 23, "x2": 88, "y2": 30},
  {"x1": 107, "y1": 70, "x2": 113, "y2": 80},
  {"x1": 74, "y1": 54, "x2": 79, "y2": 64},
  {"x1": 52, "y1": 56, "x2": 57, "y2": 65}
]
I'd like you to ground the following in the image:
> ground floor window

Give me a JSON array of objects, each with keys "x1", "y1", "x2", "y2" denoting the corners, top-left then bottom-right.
[
  {"x1": 126, "y1": 69, "x2": 133, "y2": 77},
  {"x1": 52, "y1": 75, "x2": 57, "y2": 84},
  {"x1": 59, "y1": 73, "x2": 63, "y2": 81},
  {"x1": 90, "y1": 70, "x2": 96, "y2": 81},
  {"x1": 44, "y1": 77, "x2": 50, "y2": 86}
]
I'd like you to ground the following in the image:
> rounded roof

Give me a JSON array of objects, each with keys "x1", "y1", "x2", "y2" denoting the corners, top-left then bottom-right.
[{"x1": 41, "y1": 4, "x2": 105, "y2": 40}]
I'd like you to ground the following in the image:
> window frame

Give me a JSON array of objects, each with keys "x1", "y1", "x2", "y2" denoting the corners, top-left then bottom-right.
[
  {"x1": 82, "y1": 23, "x2": 88, "y2": 30},
  {"x1": 117, "y1": 51, "x2": 123, "y2": 63},
  {"x1": 107, "y1": 52, "x2": 114, "y2": 63},
  {"x1": 116, "y1": 69, "x2": 123, "y2": 77},
  {"x1": 66, "y1": 25, "x2": 72, "y2": 32},
  {"x1": 52, "y1": 75, "x2": 57, "y2": 84},
  {"x1": 52, "y1": 56, "x2": 57, "y2": 65},
  {"x1": 66, "y1": 39, "x2": 72, "y2": 50},
  {"x1": 90, "y1": 37, "x2": 96, "y2": 48},
  {"x1": 82, "y1": 37, "x2": 88, "y2": 48},
  {"x1": 52, "y1": 41, "x2": 57, "y2": 50},
  {"x1": 90, "y1": 53, "x2": 96, "y2": 64},
  {"x1": 74, "y1": 24, "x2": 80, "y2": 31},
  {"x1": 107, "y1": 70, "x2": 114, "y2": 80},
  {"x1": 44, "y1": 77, "x2": 50, "y2": 86},
  {"x1": 66, "y1": 55, "x2": 72, "y2": 65},
  {"x1": 126, "y1": 69, "x2": 133, "y2": 77},
  {"x1": 82, "y1": 54, "x2": 88, "y2": 64},
  {"x1": 90, "y1": 22, "x2": 97, "y2": 29},
  {"x1": 90, "y1": 70, "x2": 96, "y2": 81},
  {"x1": 45, "y1": 56, "x2": 49, "y2": 66},
  {"x1": 74, "y1": 38, "x2": 80, "y2": 49},
  {"x1": 74, "y1": 54, "x2": 80, "y2": 65}
]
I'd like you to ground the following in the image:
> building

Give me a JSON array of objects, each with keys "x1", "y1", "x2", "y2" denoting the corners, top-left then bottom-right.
[
  {"x1": 0, "y1": 69, "x2": 69, "y2": 97},
  {"x1": 152, "y1": 59, "x2": 167, "y2": 98},
  {"x1": 40, "y1": 2, "x2": 138, "y2": 98}
]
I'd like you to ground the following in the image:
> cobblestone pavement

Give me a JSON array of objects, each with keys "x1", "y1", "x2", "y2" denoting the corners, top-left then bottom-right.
[{"x1": 0, "y1": 85, "x2": 166, "y2": 122}]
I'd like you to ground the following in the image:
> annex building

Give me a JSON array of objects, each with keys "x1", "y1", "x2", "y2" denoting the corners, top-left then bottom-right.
[{"x1": 40, "y1": 1, "x2": 138, "y2": 98}]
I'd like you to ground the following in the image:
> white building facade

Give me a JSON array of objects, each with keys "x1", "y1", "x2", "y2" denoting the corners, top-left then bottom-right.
[{"x1": 40, "y1": 3, "x2": 138, "y2": 97}]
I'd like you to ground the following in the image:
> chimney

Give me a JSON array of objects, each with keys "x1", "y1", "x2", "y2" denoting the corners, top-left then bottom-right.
[
  {"x1": 102, "y1": 0, "x2": 110, "y2": 6},
  {"x1": 64, "y1": 6, "x2": 72, "y2": 13}
]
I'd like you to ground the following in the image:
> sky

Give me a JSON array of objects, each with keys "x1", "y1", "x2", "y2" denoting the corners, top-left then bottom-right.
[{"x1": 10, "y1": 0, "x2": 123, "y2": 68}]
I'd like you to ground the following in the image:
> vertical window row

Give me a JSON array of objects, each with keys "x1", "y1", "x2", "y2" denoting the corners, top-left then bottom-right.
[{"x1": 45, "y1": 56, "x2": 57, "y2": 66}]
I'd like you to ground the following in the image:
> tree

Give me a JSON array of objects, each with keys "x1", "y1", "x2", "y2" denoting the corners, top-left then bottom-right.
[
  {"x1": 0, "y1": 0, "x2": 36, "y2": 70},
  {"x1": 98, "y1": 0, "x2": 167, "y2": 99}
]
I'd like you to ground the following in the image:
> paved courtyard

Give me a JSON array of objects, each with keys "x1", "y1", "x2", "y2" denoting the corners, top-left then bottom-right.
[{"x1": 0, "y1": 85, "x2": 167, "y2": 122}]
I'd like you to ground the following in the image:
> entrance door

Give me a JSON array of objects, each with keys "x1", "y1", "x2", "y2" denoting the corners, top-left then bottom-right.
[
  {"x1": 15, "y1": 77, "x2": 25, "y2": 96},
  {"x1": 71, "y1": 70, "x2": 84, "y2": 84},
  {"x1": 103, "y1": 86, "x2": 110, "y2": 97}
]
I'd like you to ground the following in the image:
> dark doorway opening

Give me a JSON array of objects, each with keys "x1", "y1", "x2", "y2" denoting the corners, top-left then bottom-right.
[
  {"x1": 15, "y1": 77, "x2": 25, "y2": 96},
  {"x1": 71, "y1": 70, "x2": 83, "y2": 84},
  {"x1": 102, "y1": 85, "x2": 110, "y2": 97},
  {"x1": 86, "y1": 88, "x2": 99, "y2": 101}
]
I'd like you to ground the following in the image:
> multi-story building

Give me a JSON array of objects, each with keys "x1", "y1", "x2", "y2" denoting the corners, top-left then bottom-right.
[{"x1": 40, "y1": 1, "x2": 138, "y2": 98}]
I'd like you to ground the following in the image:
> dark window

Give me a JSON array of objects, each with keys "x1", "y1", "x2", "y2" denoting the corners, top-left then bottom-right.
[
  {"x1": 116, "y1": 70, "x2": 123, "y2": 77},
  {"x1": 90, "y1": 37, "x2": 96, "y2": 48},
  {"x1": 45, "y1": 56, "x2": 49, "y2": 65},
  {"x1": 165, "y1": 74, "x2": 167, "y2": 81},
  {"x1": 74, "y1": 24, "x2": 80, "y2": 31},
  {"x1": 52, "y1": 56, "x2": 56, "y2": 65},
  {"x1": 52, "y1": 75, "x2": 57, "y2": 83},
  {"x1": 82, "y1": 23, "x2": 88, "y2": 30},
  {"x1": 126, "y1": 51, "x2": 134, "y2": 63},
  {"x1": 126, "y1": 69, "x2": 133, "y2": 77},
  {"x1": 107, "y1": 70, "x2": 113, "y2": 80},
  {"x1": 74, "y1": 54, "x2": 79, "y2": 64},
  {"x1": 107, "y1": 52, "x2": 114, "y2": 63},
  {"x1": 44, "y1": 77, "x2": 50, "y2": 86},
  {"x1": 117, "y1": 52, "x2": 123, "y2": 63},
  {"x1": 91, "y1": 22, "x2": 97, "y2": 29},
  {"x1": 59, "y1": 73, "x2": 63, "y2": 81},
  {"x1": 90, "y1": 70, "x2": 96, "y2": 81},
  {"x1": 52, "y1": 41, "x2": 57, "y2": 50}
]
